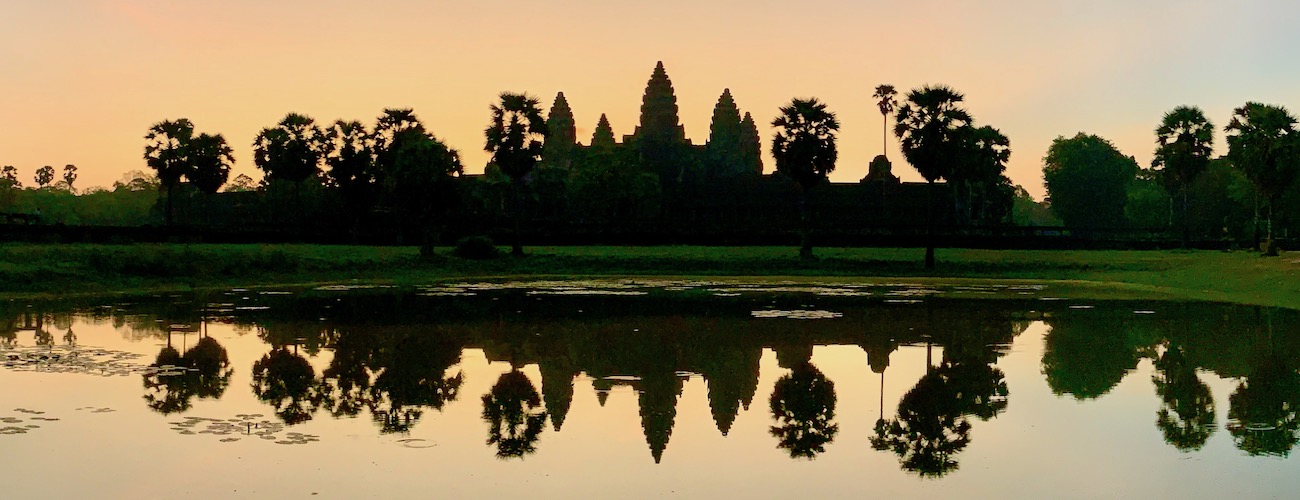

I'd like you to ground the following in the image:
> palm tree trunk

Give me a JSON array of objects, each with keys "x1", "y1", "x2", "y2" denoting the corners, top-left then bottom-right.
[
  {"x1": 1181, "y1": 186, "x2": 1190, "y2": 248},
  {"x1": 165, "y1": 183, "x2": 175, "y2": 226},
  {"x1": 1264, "y1": 201, "x2": 1277, "y2": 256},
  {"x1": 799, "y1": 190, "x2": 813, "y2": 260},
  {"x1": 882, "y1": 115, "x2": 888, "y2": 159},
  {"x1": 511, "y1": 179, "x2": 524, "y2": 257},
  {"x1": 925, "y1": 180, "x2": 936, "y2": 269}
]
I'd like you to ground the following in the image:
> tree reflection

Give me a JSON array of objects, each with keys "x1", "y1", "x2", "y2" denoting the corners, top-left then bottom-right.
[
  {"x1": 769, "y1": 361, "x2": 838, "y2": 459},
  {"x1": 251, "y1": 348, "x2": 322, "y2": 425},
  {"x1": 871, "y1": 360, "x2": 1007, "y2": 478},
  {"x1": 371, "y1": 334, "x2": 464, "y2": 434},
  {"x1": 1041, "y1": 316, "x2": 1151, "y2": 400},
  {"x1": 1152, "y1": 344, "x2": 1216, "y2": 451},
  {"x1": 481, "y1": 369, "x2": 546, "y2": 459},
  {"x1": 1227, "y1": 355, "x2": 1300, "y2": 457},
  {"x1": 142, "y1": 336, "x2": 233, "y2": 415}
]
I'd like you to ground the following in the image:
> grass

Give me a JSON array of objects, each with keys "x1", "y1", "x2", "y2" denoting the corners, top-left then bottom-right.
[{"x1": 0, "y1": 243, "x2": 1296, "y2": 309}]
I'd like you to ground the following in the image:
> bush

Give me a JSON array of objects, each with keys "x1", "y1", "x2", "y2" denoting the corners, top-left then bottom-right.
[{"x1": 453, "y1": 236, "x2": 500, "y2": 260}]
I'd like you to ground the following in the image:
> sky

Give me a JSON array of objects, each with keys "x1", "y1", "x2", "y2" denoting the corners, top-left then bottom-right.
[{"x1": 2, "y1": 0, "x2": 1299, "y2": 199}]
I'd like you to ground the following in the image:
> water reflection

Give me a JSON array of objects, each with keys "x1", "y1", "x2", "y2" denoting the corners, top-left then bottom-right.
[
  {"x1": 482, "y1": 369, "x2": 546, "y2": 459},
  {"x1": 3, "y1": 285, "x2": 1300, "y2": 474}
]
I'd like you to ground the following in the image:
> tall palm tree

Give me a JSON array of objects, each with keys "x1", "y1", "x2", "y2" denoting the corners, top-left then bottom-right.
[
  {"x1": 1224, "y1": 102, "x2": 1298, "y2": 255},
  {"x1": 771, "y1": 97, "x2": 840, "y2": 260},
  {"x1": 143, "y1": 118, "x2": 196, "y2": 225},
  {"x1": 484, "y1": 92, "x2": 548, "y2": 256},
  {"x1": 188, "y1": 133, "x2": 234, "y2": 224},
  {"x1": 1153, "y1": 106, "x2": 1214, "y2": 247},
  {"x1": 895, "y1": 85, "x2": 972, "y2": 269},
  {"x1": 873, "y1": 85, "x2": 898, "y2": 158}
]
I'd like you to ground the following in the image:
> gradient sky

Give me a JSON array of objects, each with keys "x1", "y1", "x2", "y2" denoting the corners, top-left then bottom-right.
[{"x1": 2, "y1": 0, "x2": 1299, "y2": 199}]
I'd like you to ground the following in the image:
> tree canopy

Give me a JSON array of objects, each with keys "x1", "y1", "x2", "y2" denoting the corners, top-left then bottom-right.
[{"x1": 1043, "y1": 133, "x2": 1139, "y2": 228}]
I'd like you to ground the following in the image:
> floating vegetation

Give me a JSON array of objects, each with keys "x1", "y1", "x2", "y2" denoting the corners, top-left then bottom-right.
[
  {"x1": 2, "y1": 346, "x2": 149, "y2": 377},
  {"x1": 751, "y1": 310, "x2": 843, "y2": 320},
  {"x1": 1134, "y1": 310, "x2": 1157, "y2": 315},
  {"x1": 1068, "y1": 305, "x2": 1095, "y2": 309},
  {"x1": 314, "y1": 284, "x2": 396, "y2": 292},
  {"x1": 166, "y1": 414, "x2": 320, "y2": 445},
  {"x1": 526, "y1": 290, "x2": 648, "y2": 296}
]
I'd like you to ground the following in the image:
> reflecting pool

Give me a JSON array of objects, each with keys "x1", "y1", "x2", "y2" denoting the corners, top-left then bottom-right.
[{"x1": 2, "y1": 280, "x2": 1298, "y2": 498}]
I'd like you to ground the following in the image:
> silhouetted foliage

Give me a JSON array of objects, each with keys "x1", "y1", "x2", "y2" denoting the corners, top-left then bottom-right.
[
  {"x1": 482, "y1": 370, "x2": 546, "y2": 459},
  {"x1": 771, "y1": 97, "x2": 839, "y2": 260},
  {"x1": 61, "y1": 165, "x2": 77, "y2": 192},
  {"x1": 324, "y1": 120, "x2": 376, "y2": 236},
  {"x1": 951, "y1": 125, "x2": 1013, "y2": 224},
  {"x1": 1043, "y1": 133, "x2": 1139, "y2": 228},
  {"x1": 251, "y1": 347, "x2": 322, "y2": 425},
  {"x1": 1153, "y1": 106, "x2": 1215, "y2": 247},
  {"x1": 485, "y1": 92, "x2": 548, "y2": 256},
  {"x1": 1152, "y1": 344, "x2": 1216, "y2": 451},
  {"x1": 188, "y1": 133, "x2": 234, "y2": 195},
  {"x1": 253, "y1": 113, "x2": 327, "y2": 184},
  {"x1": 1227, "y1": 354, "x2": 1300, "y2": 457},
  {"x1": 453, "y1": 235, "x2": 500, "y2": 260},
  {"x1": 34, "y1": 166, "x2": 54, "y2": 188},
  {"x1": 1041, "y1": 314, "x2": 1153, "y2": 399},
  {"x1": 873, "y1": 84, "x2": 898, "y2": 158},
  {"x1": 769, "y1": 362, "x2": 838, "y2": 459},
  {"x1": 1224, "y1": 102, "x2": 1300, "y2": 255},
  {"x1": 895, "y1": 85, "x2": 971, "y2": 268},
  {"x1": 142, "y1": 336, "x2": 233, "y2": 415},
  {"x1": 143, "y1": 118, "x2": 195, "y2": 225}
]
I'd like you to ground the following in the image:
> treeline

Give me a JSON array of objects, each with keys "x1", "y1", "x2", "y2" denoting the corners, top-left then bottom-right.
[{"x1": 3, "y1": 62, "x2": 1299, "y2": 256}]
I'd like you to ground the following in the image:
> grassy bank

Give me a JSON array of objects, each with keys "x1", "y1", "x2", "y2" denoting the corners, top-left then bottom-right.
[{"x1": 0, "y1": 243, "x2": 1296, "y2": 308}]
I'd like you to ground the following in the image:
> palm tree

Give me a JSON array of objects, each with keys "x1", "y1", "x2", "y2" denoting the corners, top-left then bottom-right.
[
  {"x1": 895, "y1": 85, "x2": 972, "y2": 269},
  {"x1": 188, "y1": 133, "x2": 234, "y2": 224},
  {"x1": 484, "y1": 92, "x2": 548, "y2": 256},
  {"x1": 324, "y1": 120, "x2": 376, "y2": 239},
  {"x1": 143, "y1": 119, "x2": 196, "y2": 225},
  {"x1": 1224, "y1": 102, "x2": 1298, "y2": 256},
  {"x1": 1153, "y1": 106, "x2": 1214, "y2": 247},
  {"x1": 252, "y1": 113, "x2": 327, "y2": 184},
  {"x1": 771, "y1": 97, "x2": 840, "y2": 260},
  {"x1": 873, "y1": 85, "x2": 898, "y2": 158},
  {"x1": 188, "y1": 133, "x2": 234, "y2": 195}
]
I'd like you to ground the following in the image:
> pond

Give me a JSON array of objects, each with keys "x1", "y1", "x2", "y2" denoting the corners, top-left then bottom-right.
[{"x1": 2, "y1": 280, "x2": 1298, "y2": 498}]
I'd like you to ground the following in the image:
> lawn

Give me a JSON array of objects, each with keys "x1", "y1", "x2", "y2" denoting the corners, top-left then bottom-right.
[{"x1": 0, "y1": 243, "x2": 1295, "y2": 308}]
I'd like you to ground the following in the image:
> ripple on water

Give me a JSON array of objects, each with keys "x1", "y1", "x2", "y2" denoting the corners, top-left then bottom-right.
[{"x1": 751, "y1": 310, "x2": 844, "y2": 320}]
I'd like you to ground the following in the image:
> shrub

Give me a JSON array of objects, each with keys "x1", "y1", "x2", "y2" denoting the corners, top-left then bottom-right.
[{"x1": 453, "y1": 236, "x2": 500, "y2": 260}]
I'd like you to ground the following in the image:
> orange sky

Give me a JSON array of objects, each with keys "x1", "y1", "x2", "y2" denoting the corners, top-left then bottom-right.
[{"x1": 2, "y1": 0, "x2": 1298, "y2": 199}]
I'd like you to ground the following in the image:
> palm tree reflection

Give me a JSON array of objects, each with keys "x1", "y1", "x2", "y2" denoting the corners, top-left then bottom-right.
[
  {"x1": 142, "y1": 335, "x2": 233, "y2": 415},
  {"x1": 768, "y1": 361, "x2": 839, "y2": 459},
  {"x1": 1227, "y1": 355, "x2": 1300, "y2": 457},
  {"x1": 251, "y1": 347, "x2": 322, "y2": 425},
  {"x1": 481, "y1": 369, "x2": 546, "y2": 459},
  {"x1": 1152, "y1": 344, "x2": 1216, "y2": 451}
]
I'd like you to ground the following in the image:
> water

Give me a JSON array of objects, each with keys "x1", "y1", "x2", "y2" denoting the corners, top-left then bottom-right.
[{"x1": 1, "y1": 280, "x2": 1297, "y2": 498}]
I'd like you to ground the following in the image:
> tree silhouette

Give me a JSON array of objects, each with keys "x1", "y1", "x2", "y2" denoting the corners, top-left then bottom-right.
[
  {"x1": 872, "y1": 84, "x2": 898, "y2": 158},
  {"x1": 61, "y1": 164, "x2": 77, "y2": 193},
  {"x1": 895, "y1": 85, "x2": 971, "y2": 269},
  {"x1": 769, "y1": 362, "x2": 839, "y2": 459},
  {"x1": 1227, "y1": 354, "x2": 1300, "y2": 457},
  {"x1": 253, "y1": 113, "x2": 327, "y2": 184},
  {"x1": 542, "y1": 92, "x2": 577, "y2": 170},
  {"x1": 34, "y1": 166, "x2": 54, "y2": 188},
  {"x1": 324, "y1": 120, "x2": 376, "y2": 238},
  {"x1": 484, "y1": 92, "x2": 548, "y2": 257},
  {"x1": 392, "y1": 130, "x2": 463, "y2": 259},
  {"x1": 1152, "y1": 344, "x2": 1216, "y2": 451},
  {"x1": 1041, "y1": 316, "x2": 1147, "y2": 400},
  {"x1": 771, "y1": 97, "x2": 839, "y2": 260},
  {"x1": 142, "y1": 336, "x2": 233, "y2": 415},
  {"x1": 188, "y1": 133, "x2": 234, "y2": 195},
  {"x1": 871, "y1": 359, "x2": 1006, "y2": 478},
  {"x1": 251, "y1": 347, "x2": 323, "y2": 425},
  {"x1": 143, "y1": 118, "x2": 195, "y2": 225},
  {"x1": 951, "y1": 126, "x2": 1012, "y2": 224},
  {"x1": 481, "y1": 369, "x2": 546, "y2": 459},
  {"x1": 1224, "y1": 102, "x2": 1299, "y2": 256},
  {"x1": 1153, "y1": 106, "x2": 1214, "y2": 247},
  {"x1": 369, "y1": 333, "x2": 464, "y2": 434},
  {"x1": 1042, "y1": 133, "x2": 1139, "y2": 229}
]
